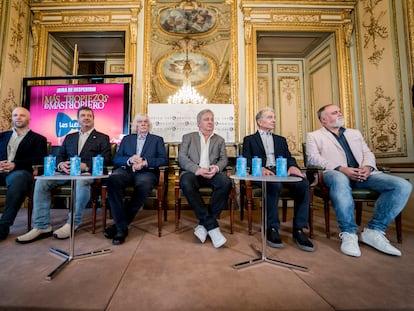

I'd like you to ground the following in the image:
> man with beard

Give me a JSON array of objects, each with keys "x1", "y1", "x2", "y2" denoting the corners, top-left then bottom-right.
[{"x1": 306, "y1": 104, "x2": 412, "y2": 257}]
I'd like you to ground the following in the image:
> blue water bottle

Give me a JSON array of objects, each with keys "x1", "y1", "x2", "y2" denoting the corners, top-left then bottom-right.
[
  {"x1": 276, "y1": 156, "x2": 287, "y2": 177},
  {"x1": 70, "y1": 155, "x2": 81, "y2": 176},
  {"x1": 92, "y1": 154, "x2": 103, "y2": 176},
  {"x1": 252, "y1": 156, "x2": 262, "y2": 177},
  {"x1": 236, "y1": 155, "x2": 247, "y2": 177},
  {"x1": 44, "y1": 155, "x2": 56, "y2": 176}
]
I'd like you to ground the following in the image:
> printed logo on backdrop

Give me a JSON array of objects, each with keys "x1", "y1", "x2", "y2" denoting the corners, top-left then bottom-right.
[{"x1": 148, "y1": 104, "x2": 235, "y2": 143}]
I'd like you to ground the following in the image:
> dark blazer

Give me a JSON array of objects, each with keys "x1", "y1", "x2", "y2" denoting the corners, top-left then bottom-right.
[
  {"x1": 242, "y1": 131, "x2": 299, "y2": 169},
  {"x1": 0, "y1": 130, "x2": 47, "y2": 172},
  {"x1": 57, "y1": 129, "x2": 112, "y2": 170},
  {"x1": 178, "y1": 132, "x2": 228, "y2": 174},
  {"x1": 113, "y1": 133, "x2": 168, "y2": 173}
]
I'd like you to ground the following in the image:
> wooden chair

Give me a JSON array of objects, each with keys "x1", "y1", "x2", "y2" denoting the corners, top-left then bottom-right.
[
  {"x1": 96, "y1": 143, "x2": 169, "y2": 237},
  {"x1": 303, "y1": 143, "x2": 402, "y2": 243},
  {"x1": 173, "y1": 143, "x2": 238, "y2": 233}
]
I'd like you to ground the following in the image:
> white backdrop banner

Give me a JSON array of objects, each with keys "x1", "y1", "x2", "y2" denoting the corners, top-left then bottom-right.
[{"x1": 148, "y1": 104, "x2": 235, "y2": 142}]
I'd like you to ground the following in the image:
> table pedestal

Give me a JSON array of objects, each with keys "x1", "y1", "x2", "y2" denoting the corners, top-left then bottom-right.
[
  {"x1": 35, "y1": 176, "x2": 112, "y2": 280},
  {"x1": 231, "y1": 176, "x2": 309, "y2": 272}
]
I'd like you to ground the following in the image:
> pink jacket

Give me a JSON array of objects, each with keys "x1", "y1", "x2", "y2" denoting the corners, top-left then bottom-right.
[{"x1": 306, "y1": 127, "x2": 378, "y2": 172}]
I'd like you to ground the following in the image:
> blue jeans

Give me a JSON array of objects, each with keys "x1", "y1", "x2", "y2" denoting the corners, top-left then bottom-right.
[
  {"x1": 323, "y1": 170, "x2": 412, "y2": 233},
  {"x1": 0, "y1": 170, "x2": 33, "y2": 227},
  {"x1": 32, "y1": 173, "x2": 93, "y2": 229}
]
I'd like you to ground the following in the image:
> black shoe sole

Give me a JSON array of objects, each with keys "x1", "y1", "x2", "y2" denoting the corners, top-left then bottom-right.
[
  {"x1": 53, "y1": 234, "x2": 70, "y2": 240},
  {"x1": 266, "y1": 240, "x2": 284, "y2": 248},
  {"x1": 293, "y1": 237, "x2": 315, "y2": 252},
  {"x1": 15, "y1": 231, "x2": 53, "y2": 244}
]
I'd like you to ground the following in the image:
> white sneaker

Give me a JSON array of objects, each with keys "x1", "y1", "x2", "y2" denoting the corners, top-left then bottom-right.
[
  {"x1": 53, "y1": 223, "x2": 80, "y2": 240},
  {"x1": 360, "y1": 228, "x2": 401, "y2": 256},
  {"x1": 16, "y1": 226, "x2": 53, "y2": 244},
  {"x1": 208, "y1": 227, "x2": 227, "y2": 248},
  {"x1": 339, "y1": 232, "x2": 361, "y2": 257},
  {"x1": 194, "y1": 225, "x2": 208, "y2": 243}
]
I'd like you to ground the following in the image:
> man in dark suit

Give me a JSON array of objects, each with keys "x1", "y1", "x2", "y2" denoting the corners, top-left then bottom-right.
[
  {"x1": 178, "y1": 109, "x2": 231, "y2": 248},
  {"x1": 103, "y1": 114, "x2": 168, "y2": 245},
  {"x1": 16, "y1": 106, "x2": 112, "y2": 243},
  {"x1": 243, "y1": 107, "x2": 314, "y2": 252},
  {"x1": 0, "y1": 107, "x2": 48, "y2": 240}
]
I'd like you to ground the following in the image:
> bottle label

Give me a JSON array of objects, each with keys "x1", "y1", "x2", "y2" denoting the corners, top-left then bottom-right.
[
  {"x1": 252, "y1": 157, "x2": 262, "y2": 177},
  {"x1": 44, "y1": 156, "x2": 56, "y2": 176},
  {"x1": 92, "y1": 156, "x2": 104, "y2": 176},
  {"x1": 70, "y1": 156, "x2": 81, "y2": 176},
  {"x1": 236, "y1": 157, "x2": 247, "y2": 177}
]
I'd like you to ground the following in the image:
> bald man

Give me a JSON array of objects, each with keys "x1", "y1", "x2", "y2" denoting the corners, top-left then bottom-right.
[{"x1": 0, "y1": 107, "x2": 47, "y2": 240}]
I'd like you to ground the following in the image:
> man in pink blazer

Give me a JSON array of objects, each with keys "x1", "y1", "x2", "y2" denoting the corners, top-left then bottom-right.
[{"x1": 306, "y1": 104, "x2": 412, "y2": 257}]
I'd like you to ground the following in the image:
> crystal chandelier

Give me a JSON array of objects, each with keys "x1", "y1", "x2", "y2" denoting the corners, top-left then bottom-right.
[{"x1": 168, "y1": 51, "x2": 207, "y2": 105}]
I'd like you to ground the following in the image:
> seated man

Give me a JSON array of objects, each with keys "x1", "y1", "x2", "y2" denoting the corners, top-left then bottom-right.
[
  {"x1": 306, "y1": 104, "x2": 412, "y2": 257},
  {"x1": 16, "y1": 106, "x2": 112, "y2": 243},
  {"x1": 0, "y1": 107, "x2": 47, "y2": 240},
  {"x1": 103, "y1": 114, "x2": 168, "y2": 245},
  {"x1": 178, "y1": 109, "x2": 231, "y2": 248},
  {"x1": 243, "y1": 107, "x2": 314, "y2": 252}
]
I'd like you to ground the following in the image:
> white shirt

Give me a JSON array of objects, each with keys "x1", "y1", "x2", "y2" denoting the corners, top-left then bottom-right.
[
  {"x1": 199, "y1": 131, "x2": 213, "y2": 168},
  {"x1": 7, "y1": 128, "x2": 29, "y2": 161},
  {"x1": 259, "y1": 129, "x2": 275, "y2": 167},
  {"x1": 78, "y1": 128, "x2": 94, "y2": 154}
]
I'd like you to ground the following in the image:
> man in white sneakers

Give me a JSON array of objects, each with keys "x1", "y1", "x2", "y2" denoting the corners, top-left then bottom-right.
[
  {"x1": 306, "y1": 104, "x2": 412, "y2": 257},
  {"x1": 178, "y1": 109, "x2": 231, "y2": 248}
]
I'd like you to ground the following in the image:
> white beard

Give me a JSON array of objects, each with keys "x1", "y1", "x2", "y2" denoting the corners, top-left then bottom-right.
[{"x1": 329, "y1": 118, "x2": 345, "y2": 128}]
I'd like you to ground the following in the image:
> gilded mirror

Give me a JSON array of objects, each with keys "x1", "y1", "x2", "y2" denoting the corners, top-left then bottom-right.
[{"x1": 143, "y1": 0, "x2": 238, "y2": 107}]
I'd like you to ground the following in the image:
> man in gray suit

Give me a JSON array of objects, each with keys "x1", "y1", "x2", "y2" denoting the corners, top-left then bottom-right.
[{"x1": 178, "y1": 109, "x2": 231, "y2": 248}]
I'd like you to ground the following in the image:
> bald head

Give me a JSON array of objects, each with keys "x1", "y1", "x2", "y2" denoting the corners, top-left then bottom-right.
[{"x1": 11, "y1": 107, "x2": 31, "y2": 132}]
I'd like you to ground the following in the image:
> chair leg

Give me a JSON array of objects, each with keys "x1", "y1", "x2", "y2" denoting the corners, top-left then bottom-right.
[
  {"x1": 91, "y1": 199, "x2": 97, "y2": 234},
  {"x1": 309, "y1": 187, "x2": 314, "y2": 238},
  {"x1": 355, "y1": 202, "x2": 363, "y2": 226},
  {"x1": 157, "y1": 199, "x2": 162, "y2": 237},
  {"x1": 27, "y1": 197, "x2": 33, "y2": 232},
  {"x1": 395, "y1": 212, "x2": 402, "y2": 243},
  {"x1": 324, "y1": 200, "x2": 330, "y2": 238},
  {"x1": 175, "y1": 198, "x2": 181, "y2": 231},
  {"x1": 282, "y1": 199, "x2": 287, "y2": 222},
  {"x1": 101, "y1": 186, "x2": 108, "y2": 230}
]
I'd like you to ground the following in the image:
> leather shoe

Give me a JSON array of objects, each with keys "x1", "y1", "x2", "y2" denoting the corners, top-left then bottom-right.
[
  {"x1": 267, "y1": 227, "x2": 283, "y2": 248},
  {"x1": 112, "y1": 229, "x2": 128, "y2": 245},
  {"x1": 103, "y1": 224, "x2": 117, "y2": 239},
  {"x1": 0, "y1": 224, "x2": 10, "y2": 240},
  {"x1": 293, "y1": 228, "x2": 314, "y2": 252}
]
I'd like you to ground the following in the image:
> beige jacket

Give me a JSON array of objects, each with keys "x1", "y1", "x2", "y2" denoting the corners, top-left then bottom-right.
[{"x1": 306, "y1": 127, "x2": 378, "y2": 172}]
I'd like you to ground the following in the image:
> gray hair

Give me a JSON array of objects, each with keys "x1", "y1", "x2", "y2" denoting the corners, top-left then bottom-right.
[
  {"x1": 255, "y1": 107, "x2": 274, "y2": 125},
  {"x1": 196, "y1": 109, "x2": 214, "y2": 125},
  {"x1": 130, "y1": 113, "x2": 152, "y2": 133},
  {"x1": 317, "y1": 104, "x2": 334, "y2": 120}
]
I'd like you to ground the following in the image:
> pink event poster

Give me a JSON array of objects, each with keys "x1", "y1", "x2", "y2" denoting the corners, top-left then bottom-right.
[{"x1": 28, "y1": 83, "x2": 127, "y2": 146}]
